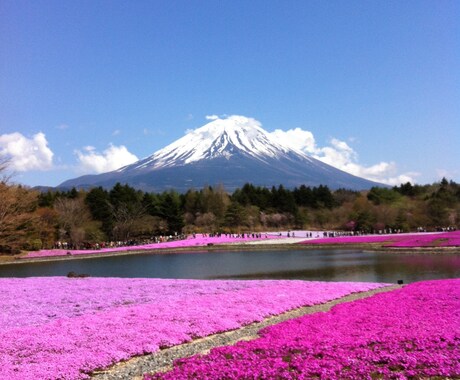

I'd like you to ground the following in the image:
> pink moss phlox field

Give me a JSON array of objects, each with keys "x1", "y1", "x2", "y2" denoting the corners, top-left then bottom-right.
[
  {"x1": 385, "y1": 230, "x2": 460, "y2": 247},
  {"x1": 300, "y1": 231, "x2": 460, "y2": 247},
  {"x1": 25, "y1": 234, "x2": 280, "y2": 258},
  {"x1": 0, "y1": 278, "x2": 387, "y2": 380},
  {"x1": 147, "y1": 279, "x2": 460, "y2": 380}
]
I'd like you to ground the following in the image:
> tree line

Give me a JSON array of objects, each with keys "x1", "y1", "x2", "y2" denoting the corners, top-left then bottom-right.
[{"x1": 1, "y1": 169, "x2": 459, "y2": 253}]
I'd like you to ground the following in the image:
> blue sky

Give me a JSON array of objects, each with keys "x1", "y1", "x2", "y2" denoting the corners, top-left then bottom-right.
[{"x1": 1, "y1": 0, "x2": 459, "y2": 187}]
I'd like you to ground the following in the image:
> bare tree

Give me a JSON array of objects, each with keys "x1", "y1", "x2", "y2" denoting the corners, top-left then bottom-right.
[
  {"x1": 0, "y1": 157, "x2": 13, "y2": 184},
  {"x1": 195, "y1": 212, "x2": 217, "y2": 229},
  {"x1": 54, "y1": 197, "x2": 91, "y2": 247},
  {"x1": 111, "y1": 202, "x2": 146, "y2": 241},
  {"x1": 0, "y1": 182, "x2": 39, "y2": 252}
]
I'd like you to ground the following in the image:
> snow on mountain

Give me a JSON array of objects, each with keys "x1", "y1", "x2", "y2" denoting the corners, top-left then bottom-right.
[
  {"x1": 59, "y1": 115, "x2": 387, "y2": 192},
  {"x1": 120, "y1": 115, "x2": 310, "y2": 172}
]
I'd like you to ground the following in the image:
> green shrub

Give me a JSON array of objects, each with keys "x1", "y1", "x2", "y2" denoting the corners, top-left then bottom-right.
[{"x1": 26, "y1": 239, "x2": 43, "y2": 251}]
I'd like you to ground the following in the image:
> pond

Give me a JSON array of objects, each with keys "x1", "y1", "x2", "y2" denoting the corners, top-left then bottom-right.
[{"x1": 1, "y1": 248, "x2": 459, "y2": 283}]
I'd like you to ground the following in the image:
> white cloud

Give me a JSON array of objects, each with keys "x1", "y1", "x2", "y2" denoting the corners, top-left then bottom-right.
[
  {"x1": 75, "y1": 144, "x2": 138, "y2": 173},
  {"x1": 0, "y1": 132, "x2": 54, "y2": 171},
  {"x1": 313, "y1": 138, "x2": 358, "y2": 169},
  {"x1": 203, "y1": 116, "x2": 414, "y2": 185},
  {"x1": 56, "y1": 124, "x2": 69, "y2": 130},
  {"x1": 112, "y1": 129, "x2": 121, "y2": 136},
  {"x1": 436, "y1": 169, "x2": 458, "y2": 181},
  {"x1": 268, "y1": 129, "x2": 417, "y2": 185},
  {"x1": 271, "y1": 127, "x2": 317, "y2": 154},
  {"x1": 382, "y1": 173, "x2": 420, "y2": 186},
  {"x1": 312, "y1": 138, "x2": 419, "y2": 185}
]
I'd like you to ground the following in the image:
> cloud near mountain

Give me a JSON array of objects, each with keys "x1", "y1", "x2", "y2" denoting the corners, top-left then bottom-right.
[
  {"x1": 74, "y1": 144, "x2": 138, "y2": 174},
  {"x1": 0, "y1": 115, "x2": 417, "y2": 186},
  {"x1": 0, "y1": 132, "x2": 53, "y2": 171},
  {"x1": 270, "y1": 127, "x2": 418, "y2": 185}
]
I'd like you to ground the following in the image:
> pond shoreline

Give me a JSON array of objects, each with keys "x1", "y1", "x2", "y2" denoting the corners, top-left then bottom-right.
[{"x1": 1, "y1": 240, "x2": 459, "y2": 266}]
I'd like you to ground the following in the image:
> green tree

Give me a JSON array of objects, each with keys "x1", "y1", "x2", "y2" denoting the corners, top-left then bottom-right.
[
  {"x1": 394, "y1": 182, "x2": 418, "y2": 197},
  {"x1": 224, "y1": 202, "x2": 248, "y2": 229},
  {"x1": 109, "y1": 183, "x2": 143, "y2": 208},
  {"x1": 394, "y1": 209, "x2": 409, "y2": 231},
  {"x1": 293, "y1": 185, "x2": 315, "y2": 207},
  {"x1": 158, "y1": 191, "x2": 184, "y2": 234},
  {"x1": 271, "y1": 185, "x2": 298, "y2": 214},
  {"x1": 142, "y1": 192, "x2": 161, "y2": 217},
  {"x1": 367, "y1": 187, "x2": 401, "y2": 205},
  {"x1": 85, "y1": 187, "x2": 113, "y2": 236},
  {"x1": 183, "y1": 189, "x2": 200, "y2": 217},
  {"x1": 313, "y1": 185, "x2": 335, "y2": 209},
  {"x1": 37, "y1": 190, "x2": 56, "y2": 207}
]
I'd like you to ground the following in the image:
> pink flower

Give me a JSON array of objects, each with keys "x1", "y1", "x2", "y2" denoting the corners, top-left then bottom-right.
[
  {"x1": 147, "y1": 279, "x2": 460, "y2": 380},
  {"x1": 0, "y1": 277, "x2": 387, "y2": 379}
]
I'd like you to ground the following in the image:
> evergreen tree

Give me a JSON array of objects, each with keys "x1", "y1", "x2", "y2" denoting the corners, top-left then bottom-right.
[
  {"x1": 224, "y1": 201, "x2": 247, "y2": 228},
  {"x1": 37, "y1": 190, "x2": 56, "y2": 207},
  {"x1": 109, "y1": 183, "x2": 142, "y2": 208},
  {"x1": 313, "y1": 185, "x2": 335, "y2": 209},
  {"x1": 367, "y1": 187, "x2": 401, "y2": 205},
  {"x1": 142, "y1": 192, "x2": 161, "y2": 216},
  {"x1": 293, "y1": 185, "x2": 314, "y2": 207},
  {"x1": 271, "y1": 185, "x2": 298, "y2": 214},
  {"x1": 158, "y1": 191, "x2": 184, "y2": 235},
  {"x1": 85, "y1": 187, "x2": 113, "y2": 236}
]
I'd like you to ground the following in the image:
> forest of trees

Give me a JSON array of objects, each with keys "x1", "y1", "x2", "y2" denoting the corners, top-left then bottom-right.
[{"x1": 1, "y1": 163, "x2": 459, "y2": 254}]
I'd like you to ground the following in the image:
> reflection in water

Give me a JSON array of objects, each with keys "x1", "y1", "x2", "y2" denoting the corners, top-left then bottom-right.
[{"x1": 0, "y1": 249, "x2": 459, "y2": 283}]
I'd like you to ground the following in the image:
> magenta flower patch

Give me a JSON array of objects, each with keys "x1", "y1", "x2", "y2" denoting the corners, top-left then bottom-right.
[
  {"x1": 300, "y1": 230, "x2": 460, "y2": 247},
  {"x1": 147, "y1": 279, "x2": 460, "y2": 380},
  {"x1": 25, "y1": 234, "x2": 280, "y2": 259},
  {"x1": 0, "y1": 277, "x2": 387, "y2": 379},
  {"x1": 385, "y1": 230, "x2": 460, "y2": 247}
]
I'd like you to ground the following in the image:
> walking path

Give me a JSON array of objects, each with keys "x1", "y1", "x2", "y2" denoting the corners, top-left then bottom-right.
[{"x1": 91, "y1": 284, "x2": 401, "y2": 380}]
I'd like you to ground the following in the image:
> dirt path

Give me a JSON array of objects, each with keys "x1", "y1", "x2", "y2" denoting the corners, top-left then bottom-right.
[{"x1": 90, "y1": 284, "x2": 401, "y2": 380}]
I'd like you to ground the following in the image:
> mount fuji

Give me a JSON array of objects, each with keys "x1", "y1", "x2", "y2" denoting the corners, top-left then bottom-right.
[{"x1": 59, "y1": 116, "x2": 386, "y2": 192}]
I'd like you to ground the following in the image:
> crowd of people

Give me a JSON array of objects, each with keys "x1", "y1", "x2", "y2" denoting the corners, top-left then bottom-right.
[
  {"x1": 53, "y1": 234, "x2": 188, "y2": 251},
  {"x1": 53, "y1": 226, "x2": 457, "y2": 251},
  {"x1": 192, "y1": 232, "x2": 268, "y2": 239}
]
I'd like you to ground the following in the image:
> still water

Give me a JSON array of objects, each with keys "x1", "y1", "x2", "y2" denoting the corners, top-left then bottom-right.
[{"x1": 1, "y1": 249, "x2": 459, "y2": 283}]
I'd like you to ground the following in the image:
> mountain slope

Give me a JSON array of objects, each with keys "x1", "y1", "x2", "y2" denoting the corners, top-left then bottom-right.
[
  {"x1": 120, "y1": 115, "x2": 309, "y2": 170},
  {"x1": 59, "y1": 116, "x2": 386, "y2": 192}
]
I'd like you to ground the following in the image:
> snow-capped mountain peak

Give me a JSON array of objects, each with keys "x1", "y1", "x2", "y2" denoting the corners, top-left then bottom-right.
[
  {"x1": 124, "y1": 115, "x2": 308, "y2": 171},
  {"x1": 59, "y1": 115, "x2": 386, "y2": 192}
]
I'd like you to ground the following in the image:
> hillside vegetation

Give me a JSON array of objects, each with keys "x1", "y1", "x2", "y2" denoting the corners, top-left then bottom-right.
[
  {"x1": 0, "y1": 150, "x2": 460, "y2": 254},
  {"x1": 1, "y1": 176, "x2": 459, "y2": 253}
]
